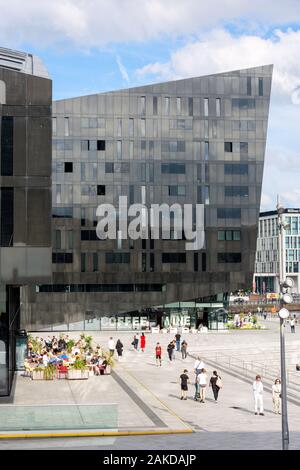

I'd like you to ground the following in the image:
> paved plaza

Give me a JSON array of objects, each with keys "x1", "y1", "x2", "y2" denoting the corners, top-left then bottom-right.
[{"x1": 0, "y1": 319, "x2": 300, "y2": 450}]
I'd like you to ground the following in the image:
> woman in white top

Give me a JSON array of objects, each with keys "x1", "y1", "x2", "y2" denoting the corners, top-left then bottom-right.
[
  {"x1": 272, "y1": 378, "x2": 281, "y2": 414},
  {"x1": 198, "y1": 368, "x2": 208, "y2": 403}
]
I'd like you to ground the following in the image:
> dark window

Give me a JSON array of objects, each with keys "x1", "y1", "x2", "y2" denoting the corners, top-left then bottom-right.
[
  {"x1": 224, "y1": 164, "x2": 248, "y2": 175},
  {"x1": 240, "y1": 142, "x2": 248, "y2": 155},
  {"x1": 106, "y1": 252, "x2": 130, "y2": 264},
  {"x1": 168, "y1": 185, "x2": 185, "y2": 196},
  {"x1": 161, "y1": 163, "x2": 186, "y2": 174},
  {"x1": 177, "y1": 141, "x2": 185, "y2": 152},
  {"x1": 188, "y1": 97, "x2": 193, "y2": 116},
  {"x1": 81, "y1": 140, "x2": 89, "y2": 151},
  {"x1": 52, "y1": 207, "x2": 73, "y2": 218},
  {"x1": 81, "y1": 230, "x2": 99, "y2": 241},
  {"x1": 38, "y1": 283, "x2": 165, "y2": 293},
  {"x1": 150, "y1": 253, "x2": 155, "y2": 272},
  {"x1": 202, "y1": 253, "x2": 206, "y2": 272},
  {"x1": 105, "y1": 162, "x2": 114, "y2": 173},
  {"x1": 64, "y1": 162, "x2": 73, "y2": 173},
  {"x1": 153, "y1": 96, "x2": 158, "y2": 115},
  {"x1": 194, "y1": 253, "x2": 198, "y2": 272},
  {"x1": 247, "y1": 77, "x2": 252, "y2": 96},
  {"x1": 142, "y1": 239, "x2": 147, "y2": 250},
  {"x1": 218, "y1": 253, "x2": 242, "y2": 263},
  {"x1": 224, "y1": 142, "x2": 233, "y2": 152},
  {"x1": 142, "y1": 253, "x2": 147, "y2": 272},
  {"x1": 217, "y1": 208, "x2": 241, "y2": 219},
  {"x1": 232, "y1": 98, "x2": 255, "y2": 110},
  {"x1": 52, "y1": 253, "x2": 73, "y2": 263},
  {"x1": 97, "y1": 140, "x2": 105, "y2": 151},
  {"x1": 93, "y1": 253, "x2": 98, "y2": 272},
  {"x1": 97, "y1": 185, "x2": 106, "y2": 196},
  {"x1": 1, "y1": 116, "x2": 13, "y2": 176},
  {"x1": 218, "y1": 230, "x2": 241, "y2": 241},
  {"x1": 225, "y1": 186, "x2": 249, "y2": 197},
  {"x1": 150, "y1": 238, "x2": 154, "y2": 250},
  {"x1": 259, "y1": 78, "x2": 264, "y2": 96},
  {"x1": 81, "y1": 253, "x2": 86, "y2": 272},
  {"x1": 162, "y1": 253, "x2": 186, "y2": 263},
  {"x1": 0, "y1": 188, "x2": 13, "y2": 246}
]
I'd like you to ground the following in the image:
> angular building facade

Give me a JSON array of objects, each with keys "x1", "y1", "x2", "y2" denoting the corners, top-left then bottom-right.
[
  {"x1": 21, "y1": 65, "x2": 273, "y2": 332},
  {"x1": 0, "y1": 47, "x2": 52, "y2": 395}
]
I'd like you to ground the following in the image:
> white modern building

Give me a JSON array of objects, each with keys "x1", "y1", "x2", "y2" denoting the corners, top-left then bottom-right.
[{"x1": 254, "y1": 208, "x2": 300, "y2": 295}]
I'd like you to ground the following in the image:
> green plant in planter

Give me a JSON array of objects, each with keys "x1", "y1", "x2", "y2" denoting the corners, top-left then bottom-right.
[
  {"x1": 101, "y1": 350, "x2": 115, "y2": 368},
  {"x1": 71, "y1": 358, "x2": 87, "y2": 370},
  {"x1": 84, "y1": 335, "x2": 93, "y2": 351},
  {"x1": 44, "y1": 363, "x2": 56, "y2": 380},
  {"x1": 66, "y1": 339, "x2": 75, "y2": 353}
]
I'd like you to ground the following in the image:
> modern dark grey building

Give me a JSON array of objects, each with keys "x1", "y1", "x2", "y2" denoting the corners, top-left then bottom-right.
[
  {"x1": 0, "y1": 47, "x2": 52, "y2": 395},
  {"x1": 21, "y1": 65, "x2": 273, "y2": 333}
]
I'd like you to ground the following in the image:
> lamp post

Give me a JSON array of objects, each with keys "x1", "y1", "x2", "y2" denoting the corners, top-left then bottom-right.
[{"x1": 277, "y1": 197, "x2": 292, "y2": 450}]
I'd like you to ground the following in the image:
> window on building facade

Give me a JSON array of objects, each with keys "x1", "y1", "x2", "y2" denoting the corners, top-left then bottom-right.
[
  {"x1": 106, "y1": 252, "x2": 130, "y2": 264},
  {"x1": 129, "y1": 118, "x2": 134, "y2": 137},
  {"x1": 232, "y1": 98, "x2": 255, "y2": 110},
  {"x1": 259, "y1": 78, "x2": 264, "y2": 96},
  {"x1": 204, "y1": 98, "x2": 209, "y2": 116},
  {"x1": 188, "y1": 97, "x2": 193, "y2": 116},
  {"x1": 140, "y1": 96, "x2": 146, "y2": 115},
  {"x1": 168, "y1": 185, "x2": 186, "y2": 196},
  {"x1": 217, "y1": 208, "x2": 241, "y2": 219},
  {"x1": 224, "y1": 163, "x2": 248, "y2": 175},
  {"x1": 161, "y1": 163, "x2": 186, "y2": 174},
  {"x1": 225, "y1": 142, "x2": 233, "y2": 152},
  {"x1": 225, "y1": 186, "x2": 249, "y2": 197},
  {"x1": 97, "y1": 185, "x2": 106, "y2": 196},
  {"x1": 162, "y1": 253, "x2": 186, "y2": 263},
  {"x1": 247, "y1": 77, "x2": 252, "y2": 96},
  {"x1": 52, "y1": 117, "x2": 57, "y2": 136},
  {"x1": 153, "y1": 96, "x2": 158, "y2": 115},
  {"x1": 64, "y1": 162, "x2": 73, "y2": 173},
  {"x1": 218, "y1": 253, "x2": 242, "y2": 263},
  {"x1": 117, "y1": 140, "x2": 122, "y2": 159},
  {"x1": 0, "y1": 188, "x2": 14, "y2": 246},
  {"x1": 216, "y1": 98, "x2": 221, "y2": 117},
  {"x1": 176, "y1": 97, "x2": 181, "y2": 114},
  {"x1": 97, "y1": 140, "x2": 105, "y2": 151},
  {"x1": 52, "y1": 253, "x2": 73, "y2": 264},
  {"x1": 64, "y1": 117, "x2": 69, "y2": 136},
  {"x1": 204, "y1": 141, "x2": 209, "y2": 160},
  {"x1": 218, "y1": 230, "x2": 241, "y2": 241},
  {"x1": 165, "y1": 97, "x2": 170, "y2": 114},
  {"x1": 1, "y1": 116, "x2": 13, "y2": 176},
  {"x1": 141, "y1": 118, "x2": 146, "y2": 137}
]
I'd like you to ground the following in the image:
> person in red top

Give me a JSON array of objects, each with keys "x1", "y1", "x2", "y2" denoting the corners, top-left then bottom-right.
[
  {"x1": 140, "y1": 333, "x2": 146, "y2": 352},
  {"x1": 155, "y1": 342, "x2": 162, "y2": 366}
]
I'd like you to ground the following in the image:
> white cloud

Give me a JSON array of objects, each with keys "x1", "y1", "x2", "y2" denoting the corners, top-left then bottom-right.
[
  {"x1": 116, "y1": 55, "x2": 130, "y2": 84},
  {"x1": 136, "y1": 28, "x2": 300, "y2": 105},
  {"x1": 0, "y1": 0, "x2": 300, "y2": 48}
]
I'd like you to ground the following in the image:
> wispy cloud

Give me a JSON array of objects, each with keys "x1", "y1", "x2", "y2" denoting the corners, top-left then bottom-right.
[{"x1": 116, "y1": 55, "x2": 129, "y2": 84}]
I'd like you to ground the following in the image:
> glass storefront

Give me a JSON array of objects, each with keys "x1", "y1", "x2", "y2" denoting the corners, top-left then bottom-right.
[{"x1": 30, "y1": 301, "x2": 228, "y2": 332}]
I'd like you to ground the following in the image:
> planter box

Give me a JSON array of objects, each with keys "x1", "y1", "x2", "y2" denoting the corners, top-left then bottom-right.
[
  {"x1": 67, "y1": 369, "x2": 89, "y2": 380},
  {"x1": 32, "y1": 370, "x2": 44, "y2": 380},
  {"x1": 105, "y1": 365, "x2": 112, "y2": 375}
]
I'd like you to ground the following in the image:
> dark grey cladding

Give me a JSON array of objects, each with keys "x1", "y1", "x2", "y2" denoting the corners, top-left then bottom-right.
[
  {"x1": 0, "y1": 48, "x2": 52, "y2": 284},
  {"x1": 21, "y1": 65, "x2": 273, "y2": 330}
]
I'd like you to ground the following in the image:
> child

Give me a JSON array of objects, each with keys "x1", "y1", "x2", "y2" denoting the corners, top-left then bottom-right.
[
  {"x1": 180, "y1": 369, "x2": 189, "y2": 400},
  {"x1": 155, "y1": 342, "x2": 162, "y2": 366}
]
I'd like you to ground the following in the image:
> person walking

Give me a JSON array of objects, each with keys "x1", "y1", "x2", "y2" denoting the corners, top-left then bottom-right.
[
  {"x1": 131, "y1": 335, "x2": 139, "y2": 351},
  {"x1": 181, "y1": 340, "x2": 188, "y2": 359},
  {"x1": 155, "y1": 342, "x2": 162, "y2": 366},
  {"x1": 272, "y1": 378, "x2": 281, "y2": 414},
  {"x1": 108, "y1": 337, "x2": 115, "y2": 356},
  {"x1": 290, "y1": 318, "x2": 296, "y2": 333},
  {"x1": 209, "y1": 370, "x2": 222, "y2": 402},
  {"x1": 140, "y1": 333, "x2": 146, "y2": 352},
  {"x1": 167, "y1": 341, "x2": 175, "y2": 362},
  {"x1": 180, "y1": 369, "x2": 189, "y2": 400},
  {"x1": 115, "y1": 339, "x2": 123, "y2": 360},
  {"x1": 194, "y1": 372, "x2": 200, "y2": 401},
  {"x1": 253, "y1": 375, "x2": 264, "y2": 416},
  {"x1": 198, "y1": 369, "x2": 208, "y2": 403},
  {"x1": 175, "y1": 332, "x2": 181, "y2": 352},
  {"x1": 194, "y1": 356, "x2": 205, "y2": 375}
]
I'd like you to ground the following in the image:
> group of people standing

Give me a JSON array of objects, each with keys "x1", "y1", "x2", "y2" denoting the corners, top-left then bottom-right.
[{"x1": 179, "y1": 357, "x2": 223, "y2": 403}]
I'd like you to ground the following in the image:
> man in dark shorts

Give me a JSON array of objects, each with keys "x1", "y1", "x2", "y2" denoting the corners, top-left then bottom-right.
[
  {"x1": 155, "y1": 342, "x2": 162, "y2": 366},
  {"x1": 180, "y1": 369, "x2": 189, "y2": 400}
]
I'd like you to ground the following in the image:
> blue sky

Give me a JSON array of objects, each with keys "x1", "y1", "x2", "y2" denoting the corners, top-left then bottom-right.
[{"x1": 0, "y1": 0, "x2": 300, "y2": 210}]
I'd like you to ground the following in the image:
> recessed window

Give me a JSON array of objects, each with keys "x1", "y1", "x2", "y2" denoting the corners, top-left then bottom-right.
[
  {"x1": 176, "y1": 97, "x2": 181, "y2": 114},
  {"x1": 218, "y1": 230, "x2": 241, "y2": 241},
  {"x1": 224, "y1": 142, "x2": 233, "y2": 152},
  {"x1": 165, "y1": 97, "x2": 170, "y2": 115},
  {"x1": 217, "y1": 208, "x2": 241, "y2": 219},
  {"x1": 81, "y1": 140, "x2": 89, "y2": 151},
  {"x1": 64, "y1": 117, "x2": 69, "y2": 137},
  {"x1": 258, "y1": 78, "x2": 264, "y2": 96},
  {"x1": 224, "y1": 163, "x2": 248, "y2": 175},
  {"x1": 162, "y1": 253, "x2": 186, "y2": 263},
  {"x1": 240, "y1": 142, "x2": 248, "y2": 155},
  {"x1": 168, "y1": 185, "x2": 186, "y2": 196},
  {"x1": 225, "y1": 186, "x2": 249, "y2": 197},
  {"x1": 64, "y1": 162, "x2": 73, "y2": 173},
  {"x1": 247, "y1": 77, "x2": 252, "y2": 96},
  {"x1": 161, "y1": 163, "x2": 186, "y2": 174},
  {"x1": 52, "y1": 253, "x2": 73, "y2": 264},
  {"x1": 106, "y1": 252, "x2": 130, "y2": 264},
  {"x1": 218, "y1": 253, "x2": 242, "y2": 263},
  {"x1": 140, "y1": 96, "x2": 146, "y2": 115},
  {"x1": 52, "y1": 117, "x2": 57, "y2": 136},
  {"x1": 188, "y1": 97, "x2": 193, "y2": 116},
  {"x1": 97, "y1": 140, "x2": 105, "y2": 151},
  {"x1": 204, "y1": 98, "x2": 209, "y2": 117},
  {"x1": 216, "y1": 98, "x2": 221, "y2": 117},
  {"x1": 153, "y1": 96, "x2": 158, "y2": 115},
  {"x1": 97, "y1": 185, "x2": 106, "y2": 196},
  {"x1": 105, "y1": 162, "x2": 114, "y2": 173},
  {"x1": 232, "y1": 98, "x2": 255, "y2": 110}
]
